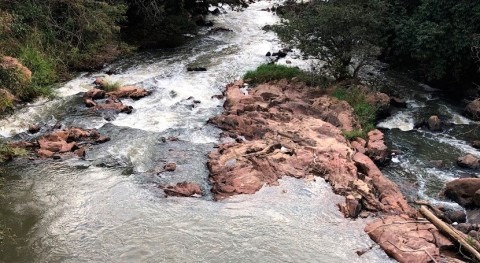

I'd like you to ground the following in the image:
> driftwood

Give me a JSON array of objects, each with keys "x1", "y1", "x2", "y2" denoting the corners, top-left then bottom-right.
[{"x1": 419, "y1": 205, "x2": 480, "y2": 262}]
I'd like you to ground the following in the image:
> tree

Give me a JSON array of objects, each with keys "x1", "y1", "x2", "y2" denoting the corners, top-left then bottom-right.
[
  {"x1": 274, "y1": 0, "x2": 386, "y2": 80},
  {"x1": 383, "y1": 0, "x2": 480, "y2": 84}
]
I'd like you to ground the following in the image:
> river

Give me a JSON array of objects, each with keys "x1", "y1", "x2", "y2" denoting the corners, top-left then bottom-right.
[{"x1": 0, "y1": 1, "x2": 393, "y2": 262}]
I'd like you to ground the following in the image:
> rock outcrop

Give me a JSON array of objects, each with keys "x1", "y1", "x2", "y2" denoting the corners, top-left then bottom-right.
[
  {"x1": 366, "y1": 216, "x2": 453, "y2": 263},
  {"x1": 208, "y1": 80, "x2": 411, "y2": 215},
  {"x1": 83, "y1": 79, "x2": 151, "y2": 119},
  {"x1": 208, "y1": 79, "x2": 451, "y2": 263},
  {"x1": 9, "y1": 127, "x2": 110, "y2": 160}
]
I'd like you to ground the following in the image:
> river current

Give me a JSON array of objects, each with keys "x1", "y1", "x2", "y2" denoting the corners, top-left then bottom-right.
[{"x1": 0, "y1": 1, "x2": 393, "y2": 262}]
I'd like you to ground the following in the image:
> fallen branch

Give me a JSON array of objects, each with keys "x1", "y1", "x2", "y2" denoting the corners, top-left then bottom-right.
[{"x1": 419, "y1": 205, "x2": 480, "y2": 262}]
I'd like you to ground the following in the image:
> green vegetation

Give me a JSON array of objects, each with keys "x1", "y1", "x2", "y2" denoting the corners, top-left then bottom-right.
[
  {"x1": 0, "y1": 0, "x2": 245, "y2": 109},
  {"x1": 274, "y1": 0, "x2": 386, "y2": 80},
  {"x1": 274, "y1": 0, "x2": 480, "y2": 90},
  {"x1": 244, "y1": 64, "x2": 328, "y2": 86},
  {"x1": 0, "y1": 142, "x2": 27, "y2": 163},
  {"x1": 332, "y1": 86, "x2": 377, "y2": 139},
  {"x1": 101, "y1": 80, "x2": 122, "y2": 92}
]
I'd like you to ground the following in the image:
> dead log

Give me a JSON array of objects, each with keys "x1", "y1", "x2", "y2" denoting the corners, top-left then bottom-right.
[{"x1": 419, "y1": 205, "x2": 480, "y2": 262}]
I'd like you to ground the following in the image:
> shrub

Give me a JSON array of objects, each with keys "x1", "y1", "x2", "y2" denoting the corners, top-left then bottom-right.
[
  {"x1": 332, "y1": 86, "x2": 377, "y2": 139},
  {"x1": 244, "y1": 64, "x2": 329, "y2": 86}
]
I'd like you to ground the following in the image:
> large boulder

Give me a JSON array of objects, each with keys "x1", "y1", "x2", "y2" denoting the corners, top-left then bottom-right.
[
  {"x1": 457, "y1": 154, "x2": 480, "y2": 169},
  {"x1": 465, "y1": 99, "x2": 480, "y2": 120},
  {"x1": 443, "y1": 178, "x2": 480, "y2": 207}
]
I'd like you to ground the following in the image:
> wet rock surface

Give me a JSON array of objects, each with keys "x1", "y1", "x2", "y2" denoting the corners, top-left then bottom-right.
[
  {"x1": 10, "y1": 127, "x2": 110, "y2": 160},
  {"x1": 162, "y1": 182, "x2": 203, "y2": 197},
  {"x1": 366, "y1": 216, "x2": 453, "y2": 263},
  {"x1": 443, "y1": 178, "x2": 480, "y2": 208},
  {"x1": 83, "y1": 78, "x2": 151, "y2": 120}
]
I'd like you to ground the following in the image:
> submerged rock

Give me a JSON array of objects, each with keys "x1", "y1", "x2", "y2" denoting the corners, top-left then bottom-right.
[
  {"x1": 106, "y1": 86, "x2": 151, "y2": 100},
  {"x1": 162, "y1": 182, "x2": 202, "y2": 197},
  {"x1": 14, "y1": 127, "x2": 110, "y2": 160}
]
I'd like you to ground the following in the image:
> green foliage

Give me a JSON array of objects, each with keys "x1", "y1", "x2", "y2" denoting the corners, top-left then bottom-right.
[
  {"x1": 384, "y1": 0, "x2": 480, "y2": 82},
  {"x1": 273, "y1": 0, "x2": 386, "y2": 80},
  {"x1": 244, "y1": 64, "x2": 329, "y2": 86},
  {"x1": 102, "y1": 80, "x2": 122, "y2": 92},
  {"x1": 333, "y1": 86, "x2": 377, "y2": 138}
]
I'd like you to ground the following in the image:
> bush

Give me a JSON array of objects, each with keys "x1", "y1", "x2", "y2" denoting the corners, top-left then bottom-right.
[
  {"x1": 244, "y1": 64, "x2": 329, "y2": 86},
  {"x1": 102, "y1": 80, "x2": 122, "y2": 92}
]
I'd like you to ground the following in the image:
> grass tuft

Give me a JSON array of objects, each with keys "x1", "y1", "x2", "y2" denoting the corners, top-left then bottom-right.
[{"x1": 101, "y1": 80, "x2": 122, "y2": 92}]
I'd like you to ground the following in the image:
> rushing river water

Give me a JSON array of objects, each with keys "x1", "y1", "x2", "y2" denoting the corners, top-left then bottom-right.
[
  {"x1": 0, "y1": 1, "x2": 394, "y2": 262},
  {"x1": 377, "y1": 71, "x2": 480, "y2": 210}
]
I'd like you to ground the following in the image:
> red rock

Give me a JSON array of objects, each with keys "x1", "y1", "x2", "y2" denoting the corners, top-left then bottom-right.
[
  {"x1": 365, "y1": 216, "x2": 446, "y2": 263},
  {"x1": 93, "y1": 77, "x2": 108, "y2": 88},
  {"x1": 94, "y1": 97, "x2": 133, "y2": 114},
  {"x1": 106, "y1": 86, "x2": 151, "y2": 100},
  {"x1": 457, "y1": 154, "x2": 480, "y2": 169},
  {"x1": 74, "y1": 147, "x2": 86, "y2": 158},
  {"x1": 443, "y1": 178, "x2": 480, "y2": 207},
  {"x1": 366, "y1": 129, "x2": 390, "y2": 165},
  {"x1": 37, "y1": 149, "x2": 55, "y2": 158},
  {"x1": 95, "y1": 136, "x2": 110, "y2": 144},
  {"x1": 163, "y1": 182, "x2": 202, "y2": 197},
  {"x1": 164, "y1": 163, "x2": 177, "y2": 172},
  {"x1": 353, "y1": 152, "x2": 415, "y2": 216},
  {"x1": 85, "y1": 88, "x2": 106, "y2": 100}
]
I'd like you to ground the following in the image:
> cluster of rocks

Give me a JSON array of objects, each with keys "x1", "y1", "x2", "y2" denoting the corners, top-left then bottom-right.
[
  {"x1": 83, "y1": 77, "x2": 151, "y2": 120},
  {"x1": 10, "y1": 127, "x2": 110, "y2": 159}
]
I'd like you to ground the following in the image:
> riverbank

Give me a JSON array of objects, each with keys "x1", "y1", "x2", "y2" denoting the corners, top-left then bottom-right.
[{"x1": 206, "y1": 78, "x2": 471, "y2": 262}]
